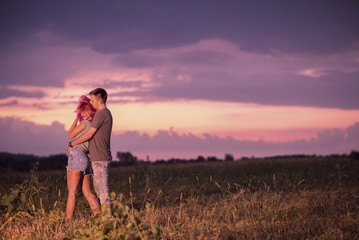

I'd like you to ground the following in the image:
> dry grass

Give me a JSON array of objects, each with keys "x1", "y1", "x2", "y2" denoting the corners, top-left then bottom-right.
[{"x1": 1, "y1": 156, "x2": 358, "y2": 239}]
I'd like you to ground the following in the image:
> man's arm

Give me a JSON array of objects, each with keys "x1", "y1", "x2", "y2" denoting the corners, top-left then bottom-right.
[
  {"x1": 67, "y1": 127, "x2": 97, "y2": 152},
  {"x1": 72, "y1": 127, "x2": 97, "y2": 146},
  {"x1": 69, "y1": 121, "x2": 86, "y2": 139}
]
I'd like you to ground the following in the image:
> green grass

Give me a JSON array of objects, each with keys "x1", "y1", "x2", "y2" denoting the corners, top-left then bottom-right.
[{"x1": 0, "y1": 156, "x2": 358, "y2": 239}]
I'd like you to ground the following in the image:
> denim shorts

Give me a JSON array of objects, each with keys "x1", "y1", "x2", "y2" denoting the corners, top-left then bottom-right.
[{"x1": 67, "y1": 147, "x2": 92, "y2": 175}]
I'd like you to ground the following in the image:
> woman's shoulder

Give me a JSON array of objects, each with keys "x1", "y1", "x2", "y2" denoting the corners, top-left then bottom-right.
[{"x1": 82, "y1": 120, "x2": 92, "y2": 125}]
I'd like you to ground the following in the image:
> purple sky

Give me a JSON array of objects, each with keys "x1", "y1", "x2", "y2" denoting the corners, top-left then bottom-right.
[{"x1": 0, "y1": 1, "x2": 358, "y2": 159}]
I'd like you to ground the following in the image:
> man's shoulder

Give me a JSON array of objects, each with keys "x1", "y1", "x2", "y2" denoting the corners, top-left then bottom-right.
[
  {"x1": 102, "y1": 108, "x2": 112, "y2": 118},
  {"x1": 94, "y1": 108, "x2": 112, "y2": 123},
  {"x1": 95, "y1": 108, "x2": 110, "y2": 116}
]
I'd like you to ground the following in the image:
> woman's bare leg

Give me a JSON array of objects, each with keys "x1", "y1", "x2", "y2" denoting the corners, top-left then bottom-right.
[
  {"x1": 82, "y1": 175, "x2": 101, "y2": 215},
  {"x1": 66, "y1": 170, "x2": 83, "y2": 219}
]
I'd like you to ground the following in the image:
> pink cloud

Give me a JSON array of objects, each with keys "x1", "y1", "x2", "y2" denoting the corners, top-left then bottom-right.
[
  {"x1": 1, "y1": 117, "x2": 357, "y2": 160},
  {"x1": 0, "y1": 117, "x2": 67, "y2": 156},
  {"x1": 114, "y1": 126, "x2": 359, "y2": 160}
]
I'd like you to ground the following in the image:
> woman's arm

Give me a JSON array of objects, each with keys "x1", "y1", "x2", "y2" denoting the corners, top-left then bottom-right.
[
  {"x1": 68, "y1": 117, "x2": 85, "y2": 139},
  {"x1": 67, "y1": 127, "x2": 97, "y2": 153}
]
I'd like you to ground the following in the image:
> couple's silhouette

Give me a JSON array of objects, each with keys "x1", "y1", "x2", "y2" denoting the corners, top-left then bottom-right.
[{"x1": 65, "y1": 88, "x2": 112, "y2": 219}]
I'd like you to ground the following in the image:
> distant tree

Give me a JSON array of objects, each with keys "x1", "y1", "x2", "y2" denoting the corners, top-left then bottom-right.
[
  {"x1": 154, "y1": 160, "x2": 166, "y2": 164},
  {"x1": 38, "y1": 154, "x2": 67, "y2": 171},
  {"x1": 167, "y1": 158, "x2": 187, "y2": 164},
  {"x1": 207, "y1": 156, "x2": 220, "y2": 162},
  {"x1": 350, "y1": 150, "x2": 359, "y2": 160},
  {"x1": 196, "y1": 156, "x2": 206, "y2": 162},
  {"x1": 224, "y1": 154, "x2": 234, "y2": 161},
  {"x1": 117, "y1": 152, "x2": 137, "y2": 166},
  {"x1": 0, "y1": 152, "x2": 67, "y2": 172}
]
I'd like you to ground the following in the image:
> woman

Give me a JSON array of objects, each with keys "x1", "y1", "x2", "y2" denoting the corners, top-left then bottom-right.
[{"x1": 66, "y1": 95, "x2": 100, "y2": 219}]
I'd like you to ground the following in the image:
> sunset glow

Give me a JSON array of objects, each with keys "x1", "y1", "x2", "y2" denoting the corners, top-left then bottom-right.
[
  {"x1": 2, "y1": 97, "x2": 358, "y2": 142},
  {"x1": 1, "y1": 1, "x2": 358, "y2": 159}
]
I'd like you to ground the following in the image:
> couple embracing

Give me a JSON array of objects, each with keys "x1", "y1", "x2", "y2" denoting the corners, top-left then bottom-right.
[{"x1": 65, "y1": 88, "x2": 112, "y2": 219}]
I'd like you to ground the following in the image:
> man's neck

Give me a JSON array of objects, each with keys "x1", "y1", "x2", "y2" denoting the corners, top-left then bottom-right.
[{"x1": 97, "y1": 104, "x2": 106, "y2": 110}]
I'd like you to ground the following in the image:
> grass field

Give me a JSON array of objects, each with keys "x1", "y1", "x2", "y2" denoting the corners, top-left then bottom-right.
[{"x1": 0, "y1": 156, "x2": 358, "y2": 239}]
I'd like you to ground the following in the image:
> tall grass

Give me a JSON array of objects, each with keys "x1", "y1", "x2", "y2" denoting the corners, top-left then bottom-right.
[{"x1": 0, "y1": 156, "x2": 358, "y2": 239}]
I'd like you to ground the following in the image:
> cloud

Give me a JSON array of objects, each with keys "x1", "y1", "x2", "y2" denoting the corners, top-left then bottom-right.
[
  {"x1": 1, "y1": 1, "x2": 358, "y2": 55},
  {"x1": 1, "y1": 0, "x2": 358, "y2": 110},
  {"x1": 151, "y1": 70, "x2": 359, "y2": 109},
  {"x1": 113, "y1": 54, "x2": 166, "y2": 68},
  {"x1": 1, "y1": 34, "x2": 357, "y2": 110},
  {"x1": 0, "y1": 100, "x2": 18, "y2": 107},
  {"x1": 113, "y1": 50, "x2": 233, "y2": 68},
  {"x1": 113, "y1": 124, "x2": 359, "y2": 160},
  {"x1": 109, "y1": 38, "x2": 359, "y2": 109},
  {"x1": 100, "y1": 80, "x2": 147, "y2": 89},
  {"x1": 176, "y1": 50, "x2": 233, "y2": 65},
  {"x1": 0, "y1": 87, "x2": 45, "y2": 99},
  {"x1": 0, "y1": 30, "x2": 113, "y2": 88},
  {"x1": 0, "y1": 117, "x2": 68, "y2": 156},
  {"x1": 1, "y1": 117, "x2": 357, "y2": 160}
]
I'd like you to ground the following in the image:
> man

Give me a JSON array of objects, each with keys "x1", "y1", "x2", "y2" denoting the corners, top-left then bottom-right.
[{"x1": 67, "y1": 88, "x2": 113, "y2": 214}]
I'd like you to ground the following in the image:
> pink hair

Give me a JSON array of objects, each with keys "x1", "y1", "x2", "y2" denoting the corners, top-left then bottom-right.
[{"x1": 75, "y1": 95, "x2": 97, "y2": 122}]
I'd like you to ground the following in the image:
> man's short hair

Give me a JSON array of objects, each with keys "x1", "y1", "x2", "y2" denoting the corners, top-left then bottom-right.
[{"x1": 89, "y1": 88, "x2": 108, "y2": 104}]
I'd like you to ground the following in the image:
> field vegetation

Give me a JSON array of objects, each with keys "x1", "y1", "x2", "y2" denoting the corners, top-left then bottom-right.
[{"x1": 0, "y1": 155, "x2": 358, "y2": 239}]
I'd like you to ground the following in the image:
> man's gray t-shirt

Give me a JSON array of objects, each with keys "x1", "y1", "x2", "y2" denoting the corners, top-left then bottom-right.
[{"x1": 89, "y1": 108, "x2": 112, "y2": 162}]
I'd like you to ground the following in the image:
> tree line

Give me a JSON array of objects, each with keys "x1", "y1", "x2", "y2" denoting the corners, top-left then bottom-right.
[{"x1": 0, "y1": 150, "x2": 357, "y2": 172}]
